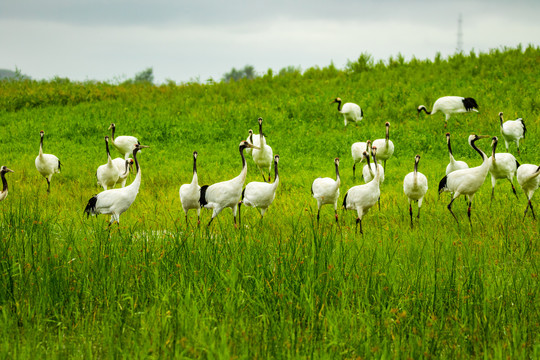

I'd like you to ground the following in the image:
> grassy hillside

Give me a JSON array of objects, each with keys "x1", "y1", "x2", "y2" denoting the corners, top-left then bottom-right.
[{"x1": 0, "y1": 45, "x2": 539, "y2": 358}]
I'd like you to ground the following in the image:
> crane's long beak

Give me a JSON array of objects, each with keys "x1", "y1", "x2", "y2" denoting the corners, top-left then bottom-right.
[
  {"x1": 247, "y1": 143, "x2": 260, "y2": 150},
  {"x1": 477, "y1": 135, "x2": 490, "y2": 139},
  {"x1": 5, "y1": 168, "x2": 14, "y2": 173},
  {"x1": 107, "y1": 124, "x2": 113, "y2": 130},
  {"x1": 138, "y1": 145, "x2": 150, "y2": 149}
]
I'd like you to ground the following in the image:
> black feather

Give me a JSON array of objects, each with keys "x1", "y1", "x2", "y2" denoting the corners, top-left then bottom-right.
[
  {"x1": 199, "y1": 185, "x2": 209, "y2": 207},
  {"x1": 438, "y1": 176, "x2": 448, "y2": 194},
  {"x1": 342, "y1": 192, "x2": 348, "y2": 209},
  {"x1": 310, "y1": 184, "x2": 314, "y2": 195},
  {"x1": 520, "y1": 118, "x2": 527, "y2": 137},
  {"x1": 58, "y1": 160, "x2": 62, "y2": 172},
  {"x1": 361, "y1": 108, "x2": 364, "y2": 117},
  {"x1": 84, "y1": 195, "x2": 98, "y2": 217},
  {"x1": 462, "y1": 97, "x2": 478, "y2": 111},
  {"x1": 516, "y1": 159, "x2": 521, "y2": 168}
]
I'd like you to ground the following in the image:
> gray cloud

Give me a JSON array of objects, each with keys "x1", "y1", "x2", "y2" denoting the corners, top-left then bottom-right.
[{"x1": 2, "y1": 0, "x2": 539, "y2": 83}]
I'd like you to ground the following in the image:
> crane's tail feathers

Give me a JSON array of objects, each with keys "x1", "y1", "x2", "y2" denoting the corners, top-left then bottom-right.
[
  {"x1": 516, "y1": 159, "x2": 521, "y2": 168},
  {"x1": 58, "y1": 160, "x2": 62, "y2": 172},
  {"x1": 199, "y1": 185, "x2": 209, "y2": 207},
  {"x1": 519, "y1": 118, "x2": 526, "y2": 137},
  {"x1": 84, "y1": 195, "x2": 98, "y2": 217},
  {"x1": 463, "y1": 97, "x2": 478, "y2": 111},
  {"x1": 342, "y1": 192, "x2": 348, "y2": 209},
  {"x1": 438, "y1": 176, "x2": 449, "y2": 194}
]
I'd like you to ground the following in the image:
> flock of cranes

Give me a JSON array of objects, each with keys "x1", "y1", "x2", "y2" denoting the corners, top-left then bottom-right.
[{"x1": 0, "y1": 95, "x2": 538, "y2": 234}]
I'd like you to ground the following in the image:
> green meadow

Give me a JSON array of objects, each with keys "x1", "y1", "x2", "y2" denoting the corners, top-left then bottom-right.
[{"x1": 0, "y1": 46, "x2": 539, "y2": 358}]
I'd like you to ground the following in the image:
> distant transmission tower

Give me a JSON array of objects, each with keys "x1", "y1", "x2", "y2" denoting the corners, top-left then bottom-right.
[{"x1": 457, "y1": 13, "x2": 463, "y2": 53}]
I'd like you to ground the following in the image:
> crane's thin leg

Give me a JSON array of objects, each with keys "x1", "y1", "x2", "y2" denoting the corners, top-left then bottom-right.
[
  {"x1": 237, "y1": 202, "x2": 242, "y2": 226},
  {"x1": 530, "y1": 200, "x2": 536, "y2": 220},
  {"x1": 467, "y1": 200, "x2": 473, "y2": 228},
  {"x1": 334, "y1": 209, "x2": 339, "y2": 224},
  {"x1": 384, "y1": 160, "x2": 387, "y2": 171},
  {"x1": 46, "y1": 179, "x2": 51, "y2": 193},
  {"x1": 447, "y1": 197, "x2": 460, "y2": 224},
  {"x1": 409, "y1": 204, "x2": 413, "y2": 228},
  {"x1": 355, "y1": 217, "x2": 363, "y2": 234},
  {"x1": 207, "y1": 217, "x2": 215, "y2": 227},
  {"x1": 509, "y1": 180, "x2": 518, "y2": 198},
  {"x1": 491, "y1": 187, "x2": 495, "y2": 202},
  {"x1": 352, "y1": 164, "x2": 356, "y2": 178}
]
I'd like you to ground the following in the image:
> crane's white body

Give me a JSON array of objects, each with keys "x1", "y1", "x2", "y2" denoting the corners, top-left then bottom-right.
[
  {"x1": 96, "y1": 137, "x2": 120, "y2": 190},
  {"x1": 0, "y1": 166, "x2": 14, "y2": 202},
  {"x1": 332, "y1": 97, "x2": 363, "y2": 126},
  {"x1": 109, "y1": 123, "x2": 140, "y2": 160},
  {"x1": 438, "y1": 135, "x2": 490, "y2": 225},
  {"x1": 241, "y1": 155, "x2": 280, "y2": 217},
  {"x1": 445, "y1": 133, "x2": 469, "y2": 175},
  {"x1": 85, "y1": 144, "x2": 147, "y2": 224},
  {"x1": 418, "y1": 96, "x2": 478, "y2": 126},
  {"x1": 35, "y1": 131, "x2": 61, "y2": 193},
  {"x1": 403, "y1": 155, "x2": 428, "y2": 226},
  {"x1": 312, "y1": 158, "x2": 340, "y2": 223},
  {"x1": 372, "y1": 122, "x2": 394, "y2": 168},
  {"x1": 343, "y1": 150, "x2": 381, "y2": 233},
  {"x1": 199, "y1": 141, "x2": 257, "y2": 227},
  {"x1": 251, "y1": 118, "x2": 273, "y2": 182},
  {"x1": 112, "y1": 158, "x2": 133, "y2": 187},
  {"x1": 179, "y1": 152, "x2": 201, "y2": 223},
  {"x1": 516, "y1": 164, "x2": 540, "y2": 219},
  {"x1": 499, "y1": 112, "x2": 526, "y2": 154},
  {"x1": 351, "y1": 141, "x2": 367, "y2": 178},
  {"x1": 488, "y1": 137, "x2": 519, "y2": 198}
]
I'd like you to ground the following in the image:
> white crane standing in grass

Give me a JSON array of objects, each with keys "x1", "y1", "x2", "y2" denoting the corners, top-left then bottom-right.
[
  {"x1": 438, "y1": 134, "x2": 490, "y2": 227},
  {"x1": 108, "y1": 123, "x2": 140, "y2": 159},
  {"x1": 0, "y1": 166, "x2": 14, "y2": 202},
  {"x1": 252, "y1": 118, "x2": 273, "y2": 182},
  {"x1": 351, "y1": 139, "x2": 367, "y2": 178},
  {"x1": 199, "y1": 140, "x2": 259, "y2": 228},
  {"x1": 488, "y1": 136, "x2": 519, "y2": 199},
  {"x1": 403, "y1": 155, "x2": 428, "y2": 228},
  {"x1": 84, "y1": 143, "x2": 149, "y2": 225},
  {"x1": 343, "y1": 147, "x2": 381, "y2": 234},
  {"x1": 179, "y1": 151, "x2": 201, "y2": 225},
  {"x1": 372, "y1": 122, "x2": 394, "y2": 170},
  {"x1": 112, "y1": 158, "x2": 134, "y2": 188},
  {"x1": 239, "y1": 154, "x2": 280, "y2": 220},
  {"x1": 96, "y1": 136, "x2": 120, "y2": 190},
  {"x1": 331, "y1": 97, "x2": 363, "y2": 126},
  {"x1": 417, "y1": 96, "x2": 479, "y2": 127},
  {"x1": 499, "y1": 112, "x2": 526, "y2": 155},
  {"x1": 35, "y1": 130, "x2": 61, "y2": 193},
  {"x1": 445, "y1": 132, "x2": 469, "y2": 175},
  {"x1": 311, "y1": 157, "x2": 341, "y2": 224},
  {"x1": 516, "y1": 164, "x2": 540, "y2": 219}
]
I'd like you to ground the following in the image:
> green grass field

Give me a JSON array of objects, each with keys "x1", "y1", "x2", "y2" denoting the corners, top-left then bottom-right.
[{"x1": 0, "y1": 46, "x2": 539, "y2": 358}]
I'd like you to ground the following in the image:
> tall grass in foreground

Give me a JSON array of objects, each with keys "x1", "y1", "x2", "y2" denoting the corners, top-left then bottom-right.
[{"x1": 0, "y1": 45, "x2": 539, "y2": 358}]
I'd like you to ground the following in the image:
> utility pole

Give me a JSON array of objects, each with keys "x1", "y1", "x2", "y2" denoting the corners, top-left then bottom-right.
[{"x1": 457, "y1": 13, "x2": 463, "y2": 53}]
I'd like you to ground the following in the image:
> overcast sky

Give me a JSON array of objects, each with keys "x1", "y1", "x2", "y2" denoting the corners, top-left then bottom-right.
[{"x1": 2, "y1": 0, "x2": 539, "y2": 83}]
